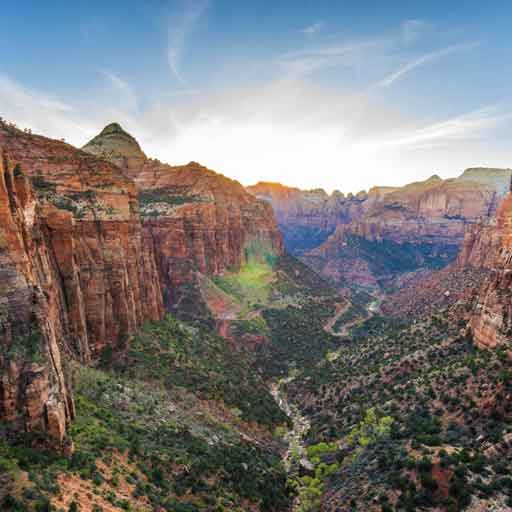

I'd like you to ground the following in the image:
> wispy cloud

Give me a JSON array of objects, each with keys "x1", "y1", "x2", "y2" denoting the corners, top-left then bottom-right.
[
  {"x1": 363, "y1": 106, "x2": 510, "y2": 150},
  {"x1": 100, "y1": 71, "x2": 138, "y2": 112},
  {"x1": 301, "y1": 21, "x2": 325, "y2": 36},
  {"x1": 0, "y1": 74, "x2": 95, "y2": 142},
  {"x1": 0, "y1": 75, "x2": 72, "y2": 113},
  {"x1": 401, "y1": 19, "x2": 428, "y2": 45},
  {"x1": 168, "y1": 0, "x2": 209, "y2": 85},
  {"x1": 279, "y1": 40, "x2": 382, "y2": 77},
  {"x1": 377, "y1": 41, "x2": 480, "y2": 88}
]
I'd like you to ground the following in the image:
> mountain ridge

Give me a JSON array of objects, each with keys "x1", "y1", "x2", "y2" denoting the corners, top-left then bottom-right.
[{"x1": 248, "y1": 171, "x2": 510, "y2": 288}]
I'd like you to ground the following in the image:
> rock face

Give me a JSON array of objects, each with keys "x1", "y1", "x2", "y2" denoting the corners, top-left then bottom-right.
[
  {"x1": 0, "y1": 147, "x2": 74, "y2": 450},
  {"x1": 0, "y1": 121, "x2": 168, "y2": 446},
  {"x1": 457, "y1": 182, "x2": 512, "y2": 349},
  {"x1": 249, "y1": 173, "x2": 506, "y2": 287},
  {"x1": 246, "y1": 182, "x2": 360, "y2": 254},
  {"x1": 84, "y1": 125, "x2": 284, "y2": 317},
  {"x1": 82, "y1": 122, "x2": 147, "y2": 175},
  {"x1": 0, "y1": 120, "x2": 283, "y2": 447},
  {"x1": 457, "y1": 167, "x2": 512, "y2": 196}
]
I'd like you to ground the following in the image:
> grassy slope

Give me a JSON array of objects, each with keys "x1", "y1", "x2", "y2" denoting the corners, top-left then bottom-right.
[{"x1": 209, "y1": 254, "x2": 343, "y2": 380}]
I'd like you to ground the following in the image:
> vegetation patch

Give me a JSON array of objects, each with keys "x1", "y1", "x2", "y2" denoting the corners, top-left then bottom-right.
[
  {"x1": 139, "y1": 188, "x2": 201, "y2": 208},
  {"x1": 112, "y1": 314, "x2": 288, "y2": 429},
  {"x1": 213, "y1": 261, "x2": 274, "y2": 307},
  {"x1": 285, "y1": 309, "x2": 512, "y2": 511}
]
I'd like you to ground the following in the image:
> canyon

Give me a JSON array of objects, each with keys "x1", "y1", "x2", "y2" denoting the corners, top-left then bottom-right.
[
  {"x1": 248, "y1": 170, "x2": 511, "y2": 288},
  {"x1": 0, "y1": 119, "x2": 511, "y2": 511}
]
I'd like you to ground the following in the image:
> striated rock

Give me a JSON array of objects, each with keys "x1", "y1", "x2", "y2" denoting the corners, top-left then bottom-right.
[
  {"x1": 249, "y1": 173, "x2": 503, "y2": 287},
  {"x1": 0, "y1": 122, "x2": 165, "y2": 361},
  {"x1": 1, "y1": 119, "x2": 285, "y2": 447},
  {"x1": 0, "y1": 121, "x2": 166, "y2": 446},
  {"x1": 82, "y1": 122, "x2": 147, "y2": 175},
  {"x1": 247, "y1": 181, "x2": 362, "y2": 254},
  {"x1": 460, "y1": 186, "x2": 512, "y2": 349},
  {"x1": 0, "y1": 149, "x2": 74, "y2": 449},
  {"x1": 457, "y1": 167, "x2": 512, "y2": 195},
  {"x1": 0, "y1": 117, "x2": 285, "y2": 452},
  {"x1": 85, "y1": 126, "x2": 284, "y2": 317}
]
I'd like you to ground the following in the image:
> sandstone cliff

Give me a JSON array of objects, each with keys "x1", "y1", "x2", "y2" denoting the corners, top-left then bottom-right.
[
  {"x1": 249, "y1": 173, "x2": 506, "y2": 287},
  {"x1": 0, "y1": 121, "x2": 167, "y2": 446},
  {"x1": 457, "y1": 183, "x2": 512, "y2": 349},
  {"x1": 0, "y1": 120, "x2": 283, "y2": 446},
  {"x1": 246, "y1": 182, "x2": 362, "y2": 254},
  {"x1": 0, "y1": 149, "x2": 74, "y2": 450},
  {"x1": 457, "y1": 167, "x2": 512, "y2": 195},
  {"x1": 84, "y1": 124, "x2": 284, "y2": 316}
]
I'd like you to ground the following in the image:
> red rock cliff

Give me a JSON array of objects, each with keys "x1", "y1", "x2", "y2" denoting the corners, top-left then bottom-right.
[
  {"x1": 0, "y1": 149, "x2": 74, "y2": 450},
  {"x1": 249, "y1": 175, "x2": 502, "y2": 287},
  {"x1": 84, "y1": 124, "x2": 284, "y2": 314},
  {"x1": 0, "y1": 121, "x2": 165, "y2": 445},
  {"x1": 458, "y1": 186, "x2": 512, "y2": 349}
]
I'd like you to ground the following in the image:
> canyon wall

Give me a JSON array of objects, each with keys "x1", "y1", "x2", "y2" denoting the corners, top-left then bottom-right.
[
  {"x1": 0, "y1": 122, "x2": 165, "y2": 447},
  {"x1": 246, "y1": 182, "x2": 365, "y2": 254},
  {"x1": 0, "y1": 121, "x2": 283, "y2": 445},
  {"x1": 0, "y1": 150, "x2": 74, "y2": 451},
  {"x1": 457, "y1": 183, "x2": 512, "y2": 349},
  {"x1": 249, "y1": 172, "x2": 510, "y2": 287},
  {"x1": 84, "y1": 124, "x2": 284, "y2": 316}
]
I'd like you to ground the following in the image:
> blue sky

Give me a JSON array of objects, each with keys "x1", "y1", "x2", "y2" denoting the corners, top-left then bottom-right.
[{"x1": 1, "y1": 1, "x2": 511, "y2": 192}]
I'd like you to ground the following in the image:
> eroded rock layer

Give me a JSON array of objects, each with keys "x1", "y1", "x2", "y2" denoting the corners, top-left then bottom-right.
[
  {"x1": 84, "y1": 124, "x2": 284, "y2": 316},
  {"x1": 249, "y1": 172, "x2": 509, "y2": 287},
  {"x1": 458, "y1": 185, "x2": 512, "y2": 349},
  {"x1": 0, "y1": 149, "x2": 75, "y2": 450}
]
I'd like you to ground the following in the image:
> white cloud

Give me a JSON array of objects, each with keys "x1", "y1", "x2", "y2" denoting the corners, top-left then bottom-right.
[
  {"x1": 377, "y1": 41, "x2": 480, "y2": 88},
  {"x1": 279, "y1": 40, "x2": 382, "y2": 77},
  {"x1": 363, "y1": 107, "x2": 511, "y2": 151},
  {"x1": 301, "y1": 21, "x2": 325, "y2": 36},
  {"x1": 99, "y1": 71, "x2": 138, "y2": 112},
  {"x1": 168, "y1": 0, "x2": 209, "y2": 84},
  {"x1": 0, "y1": 75, "x2": 95, "y2": 142}
]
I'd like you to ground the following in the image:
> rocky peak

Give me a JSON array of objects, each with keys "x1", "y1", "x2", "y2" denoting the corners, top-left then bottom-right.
[
  {"x1": 82, "y1": 122, "x2": 147, "y2": 170},
  {"x1": 457, "y1": 167, "x2": 512, "y2": 195},
  {"x1": 99, "y1": 122, "x2": 128, "y2": 135}
]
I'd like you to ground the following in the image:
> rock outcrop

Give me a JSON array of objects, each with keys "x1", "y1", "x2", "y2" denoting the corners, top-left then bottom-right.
[
  {"x1": 84, "y1": 125, "x2": 284, "y2": 316},
  {"x1": 246, "y1": 182, "x2": 361, "y2": 254},
  {"x1": 458, "y1": 182, "x2": 512, "y2": 349},
  {"x1": 457, "y1": 167, "x2": 512, "y2": 196},
  {"x1": 0, "y1": 147, "x2": 75, "y2": 450},
  {"x1": 0, "y1": 121, "x2": 168, "y2": 446}
]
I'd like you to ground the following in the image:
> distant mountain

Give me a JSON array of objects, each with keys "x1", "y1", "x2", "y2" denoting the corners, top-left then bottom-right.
[
  {"x1": 456, "y1": 167, "x2": 512, "y2": 195},
  {"x1": 248, "y1": 170, "x2": 509, "y2": 289}
]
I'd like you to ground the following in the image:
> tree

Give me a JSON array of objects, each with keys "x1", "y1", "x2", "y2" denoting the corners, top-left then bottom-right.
[{"x1": 348, "y1": 408, "x2": 394, "y2": 450}]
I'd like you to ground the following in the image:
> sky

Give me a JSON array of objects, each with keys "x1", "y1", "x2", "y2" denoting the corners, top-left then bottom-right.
[{"x1": 0, "y1": 1, "x2": 511, "y2": 193}]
